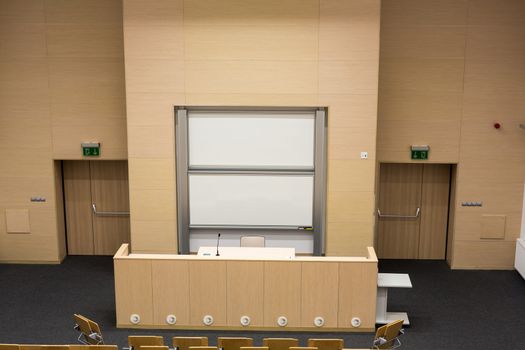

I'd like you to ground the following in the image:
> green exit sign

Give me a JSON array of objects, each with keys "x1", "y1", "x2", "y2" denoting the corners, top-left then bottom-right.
[
  {"x1": 411, "y1": 145, "x2": 430, "y2": 160},
  {"x1": 411, "y1": 150, "x2": 428, "y2": 160},
  {"x1": 81, "y1": 143, "x2": 100, "y2": 157}
]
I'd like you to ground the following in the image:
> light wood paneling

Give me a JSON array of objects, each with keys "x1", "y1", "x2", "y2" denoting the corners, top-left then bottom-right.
[
  {"x1": 226, "y1": 261, "x2": 264, "y2": 327},
  {"x1": 338, "y1": 262, "x2": 377, "y2": 329},
  {"x1": 452, "y1": 240, "x2": 516, "y2": 269},
  {"x1": 183, "y1": 0, "x2": 319, "y2": 25},
  {"x1": 123, "y1": 0, "x2": 381, "y2": 255},
  {"x1": 300, "y1": 262, "x2": 338, "y2": 328},
  {"x1": 419, "y1": 164, "x2": 451, "y2": 259},
  {"x1": 130, "y1": 219, "x2": 177, "y2": 253},
  {"x1": 188, "y1": 261, "x2": 227, "y2": 326},
  {"x1": 480, "y1": 215, "x2": 506, "y2": 240},
  {"x1": 114, "y1": 258, "x2": 154, "y2": 326},
  {"x1": 377, "y1": 163, "x2": 422, "y2": 258},
  {"x1": 263, "y1": 262, "x2": 301, "y2": 328},
  {"x1": 63, "y1": 161, "x2": 93, "y2": 255},
  {"x1": 90, "y1": 161, "x2": 130, "y2": 255},
  {"x1": 152, "y1": 260, "x2": 190, "y2": 325},
  {"x1": 5, "y1": 209, "x2": 31, "y2": 233},
  {"x1": 114, "y1": 246, "x2": 378, "y2": 331}
]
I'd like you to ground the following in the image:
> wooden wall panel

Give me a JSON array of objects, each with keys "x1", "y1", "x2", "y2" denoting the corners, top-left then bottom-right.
[
  {"x1": 114, "y1": 258, "x2": 154, "y2": 326},
  {"x1": 378, "y1": 0, "x2": 525, "y2": 268},
  {"x1": 338, "y1": 262, "x2": 377, "y2": 329},
  {"x1": 263, "y1": 262, "x2": 301, "y2": 327},
  {"x1": 0, "y1": 0, "x2": 126, "y2": 262},
  {"x1": 152, "y1": 260, "x2": 190, "y2": 325},
  {"x1": 123, "y1": 0, "x2": 381, "y2": 256},
  {"x1": 188, "y1": 261, "x2": 227, "y2": 326},
  {"x1": 300, "y1": 262, "x2": 339, "y2": 328},
  {"x1": 226, "y1": 261, "x2": 264, "y2": 327}
]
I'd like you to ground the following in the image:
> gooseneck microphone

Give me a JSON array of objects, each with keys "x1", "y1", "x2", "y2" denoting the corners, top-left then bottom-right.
[{"x1": 216, "y1": 233, "x2": 221, "y2": 256}]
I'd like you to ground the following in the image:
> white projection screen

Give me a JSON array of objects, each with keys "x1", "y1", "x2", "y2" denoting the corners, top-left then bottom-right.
[
  {"x1": 188, "y1": 110, "x2": 315, "y2": 168},
  {"x1": 189, "y1": 174, "x2": 314, "y2": 227}
]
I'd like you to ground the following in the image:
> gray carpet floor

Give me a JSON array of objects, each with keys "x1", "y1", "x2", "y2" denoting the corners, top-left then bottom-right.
[{"x1": 1, "y1": 256, "x2": 524, "y2": 350}]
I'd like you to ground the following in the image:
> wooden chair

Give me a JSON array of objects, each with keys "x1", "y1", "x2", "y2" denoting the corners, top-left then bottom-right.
[
  {"x1": 128, "y1": 336, "x2": 165, "y2": 350},
  {"x1": 70, "y1": 346, "x2": 118, "y2": 350},
  {"x1": 172, "y1": 337, "x2": 208, "y2": 350},
  {"x1": 73, "y1": 314, "x2": 104, "y2": 345},
  {"x1": 217, "y1": 338, "x2": 253, "y2": 350},
  {"x1": 140, "y1": 346, "x2": 169, "y2": 350},
  {"x1": 20, "y1": 346, "x2": 68, "y2": 350},
  {"x1": 188, "y1": 347, "x2": 217, "y2": 350},
  {"x1": 0, "y1": 345, "x2": 19, "y2": 350},
  {"x1": 289, "y1": 347, "x2": 317, "y2": 350},
  {"x1": 262, "y1": 338, "x2": 298, "y2": 350},
  {"x1": 240, "y1": 236, "x2": 265, "y2": 247},
  {"x1": 307, "y1": 339, "x2": 344, "y2": 350},
  {"x1": 373, "y1": 319, "x2": 404, "y2": 349},
  {"x1": 240, "y1": 347, "x2": 268, "y2": 350}
]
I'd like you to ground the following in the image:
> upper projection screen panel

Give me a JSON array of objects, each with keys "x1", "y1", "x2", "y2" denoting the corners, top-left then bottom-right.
[{"x1": 188, "y1": 110, "x2": 315, "y2": 168}]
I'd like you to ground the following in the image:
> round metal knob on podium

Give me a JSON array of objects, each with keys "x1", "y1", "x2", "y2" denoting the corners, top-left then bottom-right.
[
  {"x1": 277, "y1": 316, "x2": 288, "y2": 327},
  {"x1": 313, "y1": 316, "x2": 325, "y2": 327},
  {"x1": 130, "y1": 314, "x2": 141, "y2": 324},
  {"x1": 240, "y1": 315, "x2": 251, "y2": 326},
  {"x1": 203, "y1": 315, "x2": 214, "y2": 326},
  {"x1": 166, "y1": 314, "x2": 177, "y2": 325}
]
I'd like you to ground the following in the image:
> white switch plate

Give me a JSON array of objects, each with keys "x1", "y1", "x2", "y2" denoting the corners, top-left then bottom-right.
[{"x1": 360, "y1": 151, "x2": 368, "y2": 159}]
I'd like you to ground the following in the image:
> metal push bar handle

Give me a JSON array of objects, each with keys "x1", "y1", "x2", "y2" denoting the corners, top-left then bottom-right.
[
  {"x1": 377, "y1": 207, "x2": 420, "y2": 219},
  {"x1": 91, "y1": 203, "x2": 130, "y2": 217}
]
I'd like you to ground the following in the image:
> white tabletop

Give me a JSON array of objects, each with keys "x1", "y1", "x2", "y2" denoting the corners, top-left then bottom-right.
[
  {"x1": 378, "y1": 273, "x2": 412, "y2": 288},
  {"x1": 197, "y1": 246, "x2": 295, "y2": 260}
]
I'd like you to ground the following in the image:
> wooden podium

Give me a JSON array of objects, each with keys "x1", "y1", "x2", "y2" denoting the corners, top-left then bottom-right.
[{"x1": 114, "y1": 244, "x2": 378, "y2": 332}]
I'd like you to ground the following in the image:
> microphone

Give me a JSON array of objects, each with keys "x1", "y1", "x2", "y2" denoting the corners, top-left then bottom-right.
[{"x1": 216, "y1": 233, "x2": 221, "y2": 256}]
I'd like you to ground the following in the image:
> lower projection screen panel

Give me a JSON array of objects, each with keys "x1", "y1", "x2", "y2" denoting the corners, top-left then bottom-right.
[{"x1": 189, "y1": 174, "x2": 314, "y2": 228}]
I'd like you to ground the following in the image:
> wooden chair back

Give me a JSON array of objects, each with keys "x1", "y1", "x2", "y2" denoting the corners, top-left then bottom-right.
[
  {"x1": 172, "y1": 337, "x2": 208, "y2": 350},
  {"x1": 307, "y1": 339, "x2": 344, "y2": 350},
  {"x1": 374, "y1": 319, "x2": 404, "y2": 349},
  {"x1": 240, "y1": 347, "x2": 268, "y2": 350},
  {"x1": 70, "y1": 346, "x2": 118, "y2": 350},
  {"x1": 217, "y1": 338, "x2": 253, "y2": 350},
  {"x1": 262, "y1": 338, "x2": 299, "y2": 350},
  {"x1": 128, "y1": 336, "x2": 164, "y2": 350},
  {"x1": 73, "y1": 314, "x2": 103, "y2": 345},
  {"x1": 289, "y1": 347, "x2": 317, "y2": 350},
  {"x1": 188, "y1": 347, "x2": 217, "y2": 350},
  {"x1": 0, "y1": 345, "x2": 20, "y2": 350},
  {"x1": 240, "y1": 236, "x2": 265, "y2": 247}
]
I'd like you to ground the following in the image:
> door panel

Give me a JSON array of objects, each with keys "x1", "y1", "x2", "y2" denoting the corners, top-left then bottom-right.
[
  {"x1": 90, "y1": 161, "x2": 130, "y2": 255},
  {"x1": 419, "y1": 164, "x2": 451, "y2": 259},
  {"x1": 377, "y1": 163, "x2": 423, "y2": 259},
  {"x1": 63, "y1": 161, "x2": 94, "y2": 255}
]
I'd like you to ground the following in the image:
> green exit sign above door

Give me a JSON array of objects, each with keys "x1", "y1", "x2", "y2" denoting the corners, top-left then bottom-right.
[
  {"x1": 81, "y1": 142, "x2": 100, "y2": 157},
  {"x1": 411, "y1": 145, "x2": 430, "y2": 160}
]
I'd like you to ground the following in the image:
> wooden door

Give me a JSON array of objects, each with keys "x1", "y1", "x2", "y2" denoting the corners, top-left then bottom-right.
[
  {"x1": 90, "y1": 161, "x2": 130, "y2": 255},
  {"x1": 377, "y1": 163, "x2": 451, "y2": 259},
  {"x1": 63, "y1": 160, "x2": 130, "y2": 255},
  {"x1": 377, "y1": 163, "x2": 423, "y2": 259},
  {"x1": 63, "y1": 161, "x2": 94, "y2": 255}
]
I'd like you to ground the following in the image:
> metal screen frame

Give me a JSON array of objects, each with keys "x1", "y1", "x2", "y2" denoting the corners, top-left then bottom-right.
[{"x1": 175, "y1": 106, "x2": 327, "y2": 255}]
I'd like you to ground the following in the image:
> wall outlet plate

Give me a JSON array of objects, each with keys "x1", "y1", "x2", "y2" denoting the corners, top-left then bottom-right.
[{"x1": 360, "y1": 151, "x2": 368, "y2": 159}]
